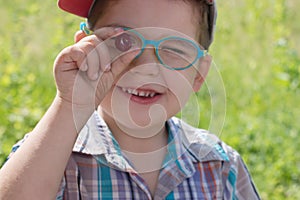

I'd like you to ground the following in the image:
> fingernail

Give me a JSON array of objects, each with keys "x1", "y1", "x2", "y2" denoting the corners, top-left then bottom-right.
[
  {"x1": 104, "y1": 64, "x2": 111, "y2": 71},
  {"x1": 114, "y1": 27, "x2": 124, "y2": 33},
  {"x1": 92, "y1": 72, "x2": 99, "y2": 80},
  {"x1": 82, "y1": 63, "x2": 88, "y2": 71}
]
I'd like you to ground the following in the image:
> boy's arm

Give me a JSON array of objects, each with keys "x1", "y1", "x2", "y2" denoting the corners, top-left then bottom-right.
[
  {"x1": 0, "y1": 27, "x2": 139, "y2": 200},
  {"x1": 234, "y1": 155, "x2": 261, "y2": 200},
  {"x1": 0, "y1": 97, "x2": 83, "y2": 200},
  {"x1": 222, "y1": 142, "x2": 261, "y2": 200}
]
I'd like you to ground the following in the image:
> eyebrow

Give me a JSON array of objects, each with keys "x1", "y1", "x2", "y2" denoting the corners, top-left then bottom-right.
[{"x1": 100, "y1": 24, "x2": 198, "y2": 44}]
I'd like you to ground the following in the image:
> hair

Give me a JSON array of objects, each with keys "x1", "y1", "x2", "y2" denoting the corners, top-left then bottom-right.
[{"x1": 87, "y1": 0, "x2": 214, "y2": 50}]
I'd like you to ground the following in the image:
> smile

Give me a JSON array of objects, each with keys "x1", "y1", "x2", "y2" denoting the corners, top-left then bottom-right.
[{"x1": 121, "y1": 87, "x2": 157, "y2": 98}]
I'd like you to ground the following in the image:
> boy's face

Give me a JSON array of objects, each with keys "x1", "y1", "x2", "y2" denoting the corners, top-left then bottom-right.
[{"x1": 95, "y1": 0, "x2": 211, "y2": 134}]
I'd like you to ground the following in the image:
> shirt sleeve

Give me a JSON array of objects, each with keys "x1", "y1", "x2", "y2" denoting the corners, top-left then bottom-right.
[
  {"x1": 55, "y1": 176, "x2": 66, "y2": 200},
  {"x1": 221, "y1": 142, "x2": 261, "y2": 200}
]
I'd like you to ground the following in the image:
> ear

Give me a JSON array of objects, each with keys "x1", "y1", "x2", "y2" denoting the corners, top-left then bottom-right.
[
  {"x1": 192, "y1": 55, "x2": 212, "y2": 92},
  {"x1": 74, "y1": 30, "x2": 88, "y2": 43}
]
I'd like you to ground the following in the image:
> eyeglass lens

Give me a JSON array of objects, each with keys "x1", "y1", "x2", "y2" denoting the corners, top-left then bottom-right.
[{"x1": 105, "y1": 30, "x2": 199, "y2": 70}]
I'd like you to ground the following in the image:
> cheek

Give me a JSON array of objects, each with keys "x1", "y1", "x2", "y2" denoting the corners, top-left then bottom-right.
[
  {"x1": 165, "y1": 70, "x2": 196, "y2": 107},
  {"x1": 99, "y1": 89, "x2": 113, "y2": 114}
]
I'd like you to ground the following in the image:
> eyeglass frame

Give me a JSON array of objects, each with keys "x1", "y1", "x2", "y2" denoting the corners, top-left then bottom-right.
[
  {"x1": 80, "y1": 23, "x2": 208, "y2": 70},
  {"x1": 122, "y1": 28, "x2": 208, "y2": 71}
]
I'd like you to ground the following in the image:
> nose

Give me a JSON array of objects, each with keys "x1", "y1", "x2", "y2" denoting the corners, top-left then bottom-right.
[{"x1": 130, "y1": 47, "x2": 161, "y2": 77}]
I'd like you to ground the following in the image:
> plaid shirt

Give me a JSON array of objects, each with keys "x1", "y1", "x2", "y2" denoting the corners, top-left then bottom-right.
[{"x1": 8, "y1": 113, "x2": 260, "y2": 200}]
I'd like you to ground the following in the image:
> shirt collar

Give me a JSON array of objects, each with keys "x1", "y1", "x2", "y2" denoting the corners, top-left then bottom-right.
[
  {"x1": 167, "y1": 118, "x2": 229, "y2": 162},
  {"x1": 73, "y1": 112, "x2": 229, "y2": 171}
]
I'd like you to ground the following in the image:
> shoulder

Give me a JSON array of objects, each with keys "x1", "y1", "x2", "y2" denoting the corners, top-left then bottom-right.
[
  {"x1": 169, "y1": 117, "x2": 239, "y2": 163},
  {"x1": 169, "y1": 118, "x2": 260, "y2": 199}
]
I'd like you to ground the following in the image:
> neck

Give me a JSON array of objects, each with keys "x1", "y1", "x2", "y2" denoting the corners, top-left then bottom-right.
[
  {"x1": 98, "y1": 109, "x2": 169, "y2": 154},
  {"x1": 98, "y1": 109, "x2": 169, "y2": 194}
]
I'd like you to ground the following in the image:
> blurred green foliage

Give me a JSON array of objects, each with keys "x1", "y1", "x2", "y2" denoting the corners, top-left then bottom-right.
[{"x1": 0, "y1": 0, "x2": 299, "y2": 199}]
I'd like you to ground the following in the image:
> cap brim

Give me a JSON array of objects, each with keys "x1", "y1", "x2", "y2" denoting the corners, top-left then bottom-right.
[{"x1": 58, "y1": 0, "x2": 94, "y2": 18}]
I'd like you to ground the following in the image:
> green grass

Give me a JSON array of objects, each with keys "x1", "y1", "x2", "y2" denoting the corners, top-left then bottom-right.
[{"x1": 1, "y1": 0, "x2": 300, "y2": 199}]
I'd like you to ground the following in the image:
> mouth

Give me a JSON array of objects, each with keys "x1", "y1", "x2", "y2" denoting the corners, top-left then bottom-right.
[
  {"x1": 121, "y1": 87, "x2": 159, "y2": 98},
  {"x1": 118, "y1": 86, "x2": 163, "y2": 104}
]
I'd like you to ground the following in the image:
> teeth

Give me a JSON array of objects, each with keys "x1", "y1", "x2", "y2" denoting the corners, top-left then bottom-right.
[
  {"x1": 122, "y1": 88, "x2": 156, "y2": 97},
  {"x1": 139, "y1": 91, "x2": 145, "y2": 96},
  {"x1": 132, "y1": 90, "x2": 138, "y2": 95}
]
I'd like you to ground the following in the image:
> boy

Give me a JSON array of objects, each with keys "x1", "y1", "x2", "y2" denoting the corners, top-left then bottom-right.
[{"x1": 0, "y1": 0, "x2": 260, "y2": 199}]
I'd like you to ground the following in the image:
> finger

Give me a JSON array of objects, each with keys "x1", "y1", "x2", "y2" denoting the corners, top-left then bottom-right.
[
  {"x1": 79, "y1": 34, "x2": 99, "y2": 44},
  {"x1": 93, "y1": 27, "x2": 124, "y2": 41},
  {"x1": 77, "y1": 36, "x2": 110, "y2": 79},
  {"x1": 110, "y1": 49, "x2": 141, "y2": 78},
  {"x1": 54, "y1": 45, "x2": 87, "y2": 72},
  {"x1": 78, "y1": 27, "x2": 125, "y2": 72},
  {"x1": 74, "y1": 30, "x2": 88, "y2": 43},
  {"x1": 95, "y1": 40, "x2": 112, "y2": 72},
  {"x1": 70, "y1": 27, "x2": 127, "y2": 80},
  {"x1": 73, "y1": 41, "x2": 96, "y2": 72},
  {"x1": 79, "y1": 27, "x2": 123, "y2": 44},
  {"x1": 86, "y1": 47, "x2": 101, "y2": 80}
]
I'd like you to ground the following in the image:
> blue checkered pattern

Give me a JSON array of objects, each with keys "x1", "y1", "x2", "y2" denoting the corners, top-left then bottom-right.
[{"x1": 8, "y1": 113, "x2": 260, "y2": 199}]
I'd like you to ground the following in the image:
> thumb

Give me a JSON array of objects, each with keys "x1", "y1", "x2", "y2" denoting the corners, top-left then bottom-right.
[{"x1": 74, "y1": 30, "x2": 87, "y2": 43}]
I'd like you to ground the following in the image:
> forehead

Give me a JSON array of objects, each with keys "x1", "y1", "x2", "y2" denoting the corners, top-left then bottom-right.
[{"x1": 94, "y1": 0, "x2": 199, "y2": 39}]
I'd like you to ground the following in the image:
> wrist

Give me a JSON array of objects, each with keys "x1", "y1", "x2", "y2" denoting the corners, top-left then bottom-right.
[{"x1": 52, "y1": 95, "x2": 95, "y2": 131}]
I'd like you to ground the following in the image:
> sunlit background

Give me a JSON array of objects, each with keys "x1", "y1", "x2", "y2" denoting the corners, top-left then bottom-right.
[{"x1": 0, "y1": 0, "x2": 299, "y2": 199}]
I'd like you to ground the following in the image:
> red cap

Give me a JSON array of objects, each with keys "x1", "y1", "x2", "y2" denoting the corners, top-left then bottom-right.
[
  {"x1": 58, "y1": 0, "x2": 94, "y2": 18},
  {"x1": 57, "y1": 0, "x2": 217, "y2": 49}
]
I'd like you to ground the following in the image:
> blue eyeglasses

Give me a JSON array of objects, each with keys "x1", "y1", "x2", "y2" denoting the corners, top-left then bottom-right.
[{"x1": 81, "y1": 23, "x2": 207, "y2": 70}]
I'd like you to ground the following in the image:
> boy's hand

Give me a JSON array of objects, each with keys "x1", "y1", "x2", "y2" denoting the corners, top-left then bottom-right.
[{"x1": 53, "y1": 27, "x2": 138, "y2": 111}]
